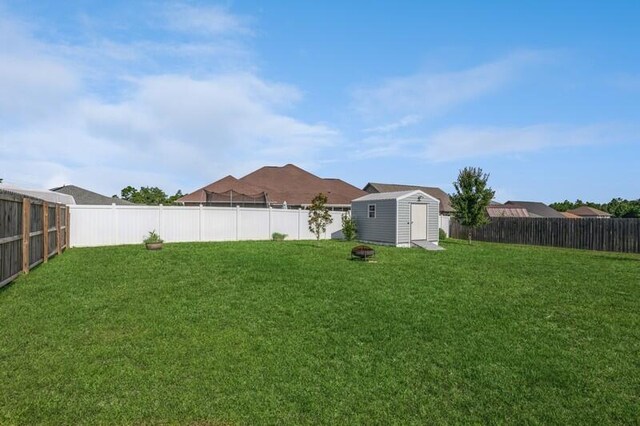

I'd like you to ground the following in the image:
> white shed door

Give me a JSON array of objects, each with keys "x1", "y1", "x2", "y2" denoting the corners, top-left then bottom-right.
[{"x1": 411, "y1": 204, "x2": 428, "y2": 241}]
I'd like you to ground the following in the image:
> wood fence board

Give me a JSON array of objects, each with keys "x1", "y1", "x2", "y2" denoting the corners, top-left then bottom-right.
[{"x1": 450, "y1": 218, "x2": 640, "y2": 253}]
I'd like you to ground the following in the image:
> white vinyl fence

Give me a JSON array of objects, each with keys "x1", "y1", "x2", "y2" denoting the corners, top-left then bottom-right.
[
  {"x1": 70, "y1": 205, "x2": 344, "y2": 247},
  {"x1": 438, "y1": 215, "x2": 451, "y2": 237}
]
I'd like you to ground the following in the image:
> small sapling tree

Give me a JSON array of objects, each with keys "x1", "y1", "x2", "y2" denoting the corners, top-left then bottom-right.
[
  {"x1": 450, "y1": 167, "x2": 495, "y2": 244},
  {"x1": 341, "y1": 212, "x2": 357, "y2": 241},
  {"x1": 308, "y1": 193, "x2": 333, "y2": 241}
]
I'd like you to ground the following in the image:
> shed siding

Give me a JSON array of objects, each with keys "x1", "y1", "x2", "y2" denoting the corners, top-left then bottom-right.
[
  {"x1": 352, "y1": 199, "x2": 397, "y2": 244},
  {"x1": 397, "y1": 193, "x2": 440, "y2": 244}
]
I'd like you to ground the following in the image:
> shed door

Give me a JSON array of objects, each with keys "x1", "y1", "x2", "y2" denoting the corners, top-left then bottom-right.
[{"x1": 410, "y1": 204, "x2": 428, "y2": 241}]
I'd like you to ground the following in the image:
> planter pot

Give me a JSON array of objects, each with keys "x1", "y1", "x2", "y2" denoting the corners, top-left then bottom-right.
[{"x1": 145, "y1": 242, "x2": 163, "y2": 250}]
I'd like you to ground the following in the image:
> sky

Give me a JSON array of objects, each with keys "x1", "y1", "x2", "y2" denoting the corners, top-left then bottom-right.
[{"x1": 1, "y1": 1, "x2": 639, "y2": 203}]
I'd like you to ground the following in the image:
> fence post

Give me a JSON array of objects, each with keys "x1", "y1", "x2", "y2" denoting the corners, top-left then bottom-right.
[
  {"x1": 22, "y1": 198, "x2": 31, "y2": 273},
  {"x1": 66, "y1": 206, "x2": 70, "y2": 249},
  {"x1": 43, "y1": 202, "x2": 49, "y2": 263},
  {"x1": 112, "y1": 203, "x2": 118, "y2": 245},
  {"x1": 268, "y1": 207, "x2": 272, "y2": 239},
  {"x1": 199, "y1": 204, "x2": 203, "y2": 242},
  {"x1": 236, "y1": 205, "x2": 240, "y2": 240},
  {"x1": 298, "y1": 208, "x2": 302, "y2": 240},
  {"x1": 158, "y1": 204, "x2": 163, "y2": 237},
  {"x1": 56, "y1": 204, "x2": 61, "y2": 255}
]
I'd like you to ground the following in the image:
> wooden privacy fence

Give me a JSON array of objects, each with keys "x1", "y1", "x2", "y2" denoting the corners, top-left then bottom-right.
[
  {"x1": 450, "y1": 217, "x2": 640, "y2": 253},
  {"x1": 0, "y1": 191, "x2": 69, "y2": 288}
]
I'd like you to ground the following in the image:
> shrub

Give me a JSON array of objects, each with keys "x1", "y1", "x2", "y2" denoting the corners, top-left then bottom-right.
[
  {"x1": 439, "y1": 228, "x2": 447, "y2": 240},
  {"x1": 341, "y1": 212, "x2": 357, "y2": 241},
  {"x1": 272, "y1": 232, "x2": 287, "y2": 241},
  {"x1": 143, "y1": 230, "x2": 163, "y2": 244}
]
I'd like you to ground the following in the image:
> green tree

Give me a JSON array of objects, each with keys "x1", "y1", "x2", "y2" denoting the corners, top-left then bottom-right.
[
  {"x1": 341, "y1": 212, "x2": 357, "y2": 241},
  {"x1": 308, "y1": 193, "x2": 333, "y2": 241},
  {"x1": 450, "y1": 167, "x2": 495, "y2": 244},
  {"x1": 120, "y1": 186, "x2": 183, "y2": 205}
]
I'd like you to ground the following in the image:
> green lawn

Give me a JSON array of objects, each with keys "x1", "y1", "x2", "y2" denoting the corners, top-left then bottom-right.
[{"x1": 0, "y1": 240, "x2": 638, "y2": 424}]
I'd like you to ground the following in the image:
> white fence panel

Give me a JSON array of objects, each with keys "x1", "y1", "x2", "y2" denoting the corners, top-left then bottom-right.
[
  {"x1": 239, "y1": 208, "x2": 270, "y2": 240},
  {"x1": 271, "y1": 209, "x2": 300, "y2": 239},
  {"x1": 116, "y1": 206, "x2": 161, "y2": 244},
  {"x1": 70, "y1": 205, "x2": 115, "y2": 247},
  {"x1": 69, "y1": 205, "x2": 346, "y2": 247},
  {"x1": 438, "y1": 215, "x2": 451, "y2": 237},
  {"x1": 161, "y1": 207, "x2": 200, "y2": 242},
  {"x1": 201, "y1": 207, "x2": 236, "y2": 241}
]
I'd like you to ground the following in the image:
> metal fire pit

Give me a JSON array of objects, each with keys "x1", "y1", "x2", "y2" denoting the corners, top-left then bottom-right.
[{"x1": 351, "y1": 245, "x2": 376, "y2": 261}]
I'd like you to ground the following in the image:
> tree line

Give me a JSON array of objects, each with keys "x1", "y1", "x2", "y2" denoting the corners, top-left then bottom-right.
[
  {"x1": 114, "y1": 186, "x2": 183, "y2": 205},
  {"x1": 550, "y1": 198, "x2": 640, "y2": 218}
]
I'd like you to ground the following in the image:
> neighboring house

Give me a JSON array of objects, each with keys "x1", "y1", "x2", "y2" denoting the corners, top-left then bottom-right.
[
  {"x1": 351, "y1": 190, "x2": 440, "y2": 247},
  {"x1": 363, "y1": 182, "x2": 454, "y2": 215},
  {"x1": 486, "y1": 205, "x2": 530, "y2": 218},
  {"x1": 504, "y1": 201, "x2": 565, "y2": 218},
  {"x1": 566, "y1": 206, "x2": 612, "y2": 218},
  {"x1": 178, "y1": 164, "x2": 366, "y2": 210},
  {"x1": 0, "y1": 183, "x2": 75, "y2": 205},
  {"x1": 51, "y1": 185, "x2": 133, "y2": 205},
  {"x1": 561, "y1": 211, "x2": 581, "y2": 219}
]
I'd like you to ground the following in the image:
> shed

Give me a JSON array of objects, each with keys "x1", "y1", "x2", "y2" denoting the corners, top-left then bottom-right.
[{"x1": 351, "y1": 190, "x2": 440, "y2": 247}]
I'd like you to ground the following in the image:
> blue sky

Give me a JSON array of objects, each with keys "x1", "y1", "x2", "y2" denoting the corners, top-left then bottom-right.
[{"x1": 1, "y1": 1, "x2": 638, "y2": 202}]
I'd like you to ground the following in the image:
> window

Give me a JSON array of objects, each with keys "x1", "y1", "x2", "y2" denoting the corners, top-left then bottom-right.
[{"x1": 368, "y1": 204, "x2": 376, "y2": 218}]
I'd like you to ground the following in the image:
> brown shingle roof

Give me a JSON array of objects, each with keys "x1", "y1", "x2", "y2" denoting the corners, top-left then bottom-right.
[
  {"x1": 567, "y1": 206, "x2": 612, "y2": 217},
  {"x1": 363, "y1": 182, "x2": 454, "y2": 213},
  {"x1": 178, "y1": 164, "x2": 367, "y2": 206},
  {"x1": 486, "y1": 206, "x2": 530, "y2": 218},
  {"x1": 504, "y1": 201, "x2": 565, "y2": 218},
  {"x1": 561, "y1": 211, "x2": 581, "y2": 219}
]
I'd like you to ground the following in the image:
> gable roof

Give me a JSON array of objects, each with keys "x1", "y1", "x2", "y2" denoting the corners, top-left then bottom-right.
[
  {"x1": 567, "y1": 206, "x2": 612, "y2": 217},
  {"x1": 353, "y1": 189, "x2": 439, "y2": 203},
  {"x1": 486, "y1": 206, "x2": 530, "y2": 218},
  {"x1": 561, "y1": 211, "x2": 581, "y2": 219},
  {"x1": 363, "y1": 182, "x2": 453, "y2": 213},
  {"x1": 504, "y1": 201, "x2": 565, "y2": 218},
  {"x1": 178, "y1": 164, "x2": 367, "y2": 206},
  {"x1": 50, "y1": 185, "x2": 132, "y2": 205}
]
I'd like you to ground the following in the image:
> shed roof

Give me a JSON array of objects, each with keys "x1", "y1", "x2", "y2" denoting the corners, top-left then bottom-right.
[
  {"x1": 353, "y1": 189, "x2": 439, "y2": 203},
  {"x1": 0, "y1": 183, "x2": 76, "y2": 205},
  {"x1": 363, "y1": 182, "x2": 453, "y2": 213}
]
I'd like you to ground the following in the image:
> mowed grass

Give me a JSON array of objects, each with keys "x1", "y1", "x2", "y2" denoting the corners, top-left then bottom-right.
[{"x1": 0, "y1": 240, "x2": 639, "y2": 424}]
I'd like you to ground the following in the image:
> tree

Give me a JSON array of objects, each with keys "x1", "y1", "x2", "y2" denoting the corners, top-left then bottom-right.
[
  {"x1": 308, "y1": 193, "x2": 333, "y2": 241},
  {"x1": 341, "y1": 212, "x2": 357, "y2": 241},
  {"x1": 450, "y1": 167, "x2": 495, "y2": 244},
  {"x1": 120, "y1": 186, "x2": 183, "y2": 205}
]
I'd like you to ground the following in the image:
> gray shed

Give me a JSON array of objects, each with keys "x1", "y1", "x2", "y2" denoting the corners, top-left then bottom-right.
[{"x1": 351, "y1": 190, "x2": 440, "y2": 247}]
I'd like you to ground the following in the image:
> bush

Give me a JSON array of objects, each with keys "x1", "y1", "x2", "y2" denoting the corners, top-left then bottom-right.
[
  {"x1": 438, "y1": 228, "x2": 447, "y2": 240},
  {"x1": 272, "y1": 232, "x2": 287, "y2": 241},
  {"x1": 341, "y1": 212, "x2": 357, "y2": 241},
  {"x1": 143, "y1": 230, "x2": 163, "y2": 244}
]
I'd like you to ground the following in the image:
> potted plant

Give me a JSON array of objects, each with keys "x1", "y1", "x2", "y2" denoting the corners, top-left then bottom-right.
[{"x1": 144, "y1": 230, "x2": 164, "y2": 250}]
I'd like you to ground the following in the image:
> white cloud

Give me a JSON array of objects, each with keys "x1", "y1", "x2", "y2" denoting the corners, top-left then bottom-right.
[
  {"x1": 423, "y1": 123, "x2": 638, "y2": 162},
  {"x1": 352, "y1": 50, "x2": 551, "y2": 127},
  {"x1": 0, "y1": 7, "x2": 337, "y2": 195},
  {"x1": 164, "y1": 3, "x2": 251, "y2": 36}
]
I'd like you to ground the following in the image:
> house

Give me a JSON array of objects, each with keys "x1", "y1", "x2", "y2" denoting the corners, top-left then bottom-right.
[
  {"x1": 178, "y1": 164, "x2": 366, "y2": 210},
  {"x1": 486, "y1": 205, "x2": 530, "y2": 218},
  {"x1": 363, "y1": 182, "x2": 454, "y2": 215},
  {"x1": 566, "y1": 206, "x2": 612, "y2": 218},
  {"x1": 351, "y1": 190, "x2": 440, "y2": 248},
  {"x1": 51, "y1": 185, "x2": 133, "y2": 205},
  {"x1": 504, "y1": 201, "x2": 565, "y2": 218}
]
